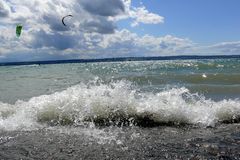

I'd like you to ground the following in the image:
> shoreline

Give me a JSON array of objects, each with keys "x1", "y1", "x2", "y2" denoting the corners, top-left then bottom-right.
[{"x1": 1, "y1": 55, "x2": 240, "y2": 66}]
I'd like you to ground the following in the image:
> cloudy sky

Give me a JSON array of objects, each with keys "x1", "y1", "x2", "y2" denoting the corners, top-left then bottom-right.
[{"x1": 0, "y1": 0, "x2": 239, "y2": 62}]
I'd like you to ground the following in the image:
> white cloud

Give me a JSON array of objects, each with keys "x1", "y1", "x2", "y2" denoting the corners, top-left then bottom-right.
[
  {"x1": 118, "y1": 0, "x2": 164, "y2": 27},
  {"x1": 0, "y1": 0, "x2": 10, "y2": 17},
  {"x1": 98, "y1": 30, "x2": 193, "y2": 56},
  {"x1": 0, "y1": 25, "x2": 195, "y2": 61},
  {"x1": 198, "y1": 41, "x2": 240, "y2": 55},
  {"x1": 0, "y1": 0, "x2": 239, "y2": 62},
  {"x1": 130, "y1": 6, "x2": 164, "y2": 27},
  {"x1": 3, "y1": 0, "x2": 123, "y2": 33}
]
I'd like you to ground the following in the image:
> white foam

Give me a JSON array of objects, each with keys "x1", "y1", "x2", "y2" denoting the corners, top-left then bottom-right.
[
  {"x1": 202, "y1": 74, "x2": 207, "y2": 78},
  {"x1": 0, "y1": 80, "x2": 240, "y2": 130}
]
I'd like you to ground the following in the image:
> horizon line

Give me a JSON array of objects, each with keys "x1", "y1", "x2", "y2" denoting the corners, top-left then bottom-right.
[{"x1": 1, "y1": 54, "x2": 240, "y2": 66}]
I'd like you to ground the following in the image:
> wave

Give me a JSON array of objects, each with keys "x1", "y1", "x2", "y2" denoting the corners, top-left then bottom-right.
[
  {"x1": 0, "y1": 79, "x2": 240, "y2": 130},
  {"x1": 115, "y1": 73, "x2": 240, "y2": 85}
]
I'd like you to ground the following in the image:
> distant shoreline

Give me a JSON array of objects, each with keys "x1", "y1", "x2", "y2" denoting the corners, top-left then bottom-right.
[{"x1": 0, "y1": 55, "x2": 240, "y2": 66}]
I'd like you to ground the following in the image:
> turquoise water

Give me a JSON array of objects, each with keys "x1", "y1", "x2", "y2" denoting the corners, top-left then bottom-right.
[
  {"x1": 0, "y1": 59, "x2": 240, "y2": 130},
  {"x1": 1, "y1": 59, "x2": 240, "y2": 103}
]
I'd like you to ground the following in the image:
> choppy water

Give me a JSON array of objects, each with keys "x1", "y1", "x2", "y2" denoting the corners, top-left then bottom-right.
[{"x1": 0, "y1": 59, "x2": 240, "y2": 159}]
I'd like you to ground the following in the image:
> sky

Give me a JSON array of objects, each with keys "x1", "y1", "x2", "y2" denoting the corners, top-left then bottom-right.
[{"x1": 0, "y1": 0, "x2": 240, "y2": 62}]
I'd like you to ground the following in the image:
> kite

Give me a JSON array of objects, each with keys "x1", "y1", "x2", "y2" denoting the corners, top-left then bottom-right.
[
  {"x1": 16, "y1": 24, "x2": 23, "y2": 37},
  {"x1": 62, "y1": 15, "x2": 73, "y2": 26}
]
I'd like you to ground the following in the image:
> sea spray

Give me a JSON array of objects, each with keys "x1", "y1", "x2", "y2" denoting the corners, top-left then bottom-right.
[{"x1": 0, "y1": 79, "x2": 240, "y2": 130}]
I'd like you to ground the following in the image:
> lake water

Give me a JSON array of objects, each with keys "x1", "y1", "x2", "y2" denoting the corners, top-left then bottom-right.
[{"x1": 0, "y1": 59, "x2": 240, "y2": 159}]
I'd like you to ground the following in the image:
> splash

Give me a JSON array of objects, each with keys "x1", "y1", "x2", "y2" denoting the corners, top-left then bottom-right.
[{"x1": 0, "y1": 80, "x2": 240, "y2": 130}]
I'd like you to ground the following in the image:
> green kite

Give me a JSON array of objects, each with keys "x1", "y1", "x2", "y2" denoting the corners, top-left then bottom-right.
[{"x1": 16, "y1": 24, "x2": 23, "y2": 37}]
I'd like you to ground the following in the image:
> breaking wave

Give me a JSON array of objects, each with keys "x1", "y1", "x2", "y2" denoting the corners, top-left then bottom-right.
[{"x1": 0, "y1": 80, "x2": 240, "y2": 130}]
